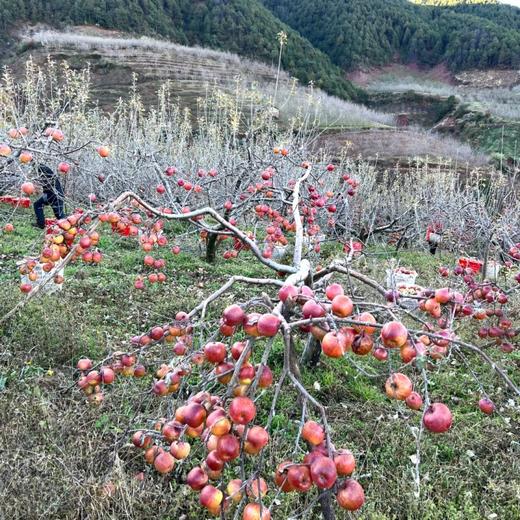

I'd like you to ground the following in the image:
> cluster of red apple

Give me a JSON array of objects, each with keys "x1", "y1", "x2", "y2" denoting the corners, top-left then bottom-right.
[
  {"x1": 136, "y1": 254, "x2": 168, "y2": 287},
  {"x1": 279, "y1": 282, "x2": 379, "y2": 357},
  {"x1": 75, "y1": 271, "x2": 509, "y2": 517},
  {"x1": 417, "y1": 265, "x2": 517, "y2": 354},
  {"x1": 279, "y1": 281, "x2": 458, "y2": 430},
  {"x1": 20, "y1": 206, "x2": 170, "y2": 293},
  {"x1": 131, "y1": 391, "x2": 274, "y2": 518},
  {"x1": 508, "y1": 243, "x2": 520, "y2": 261},
  {"x1": 160, "y1": 166, "x2": 219, "y2": 196},
  {"x1": 1, "y1": 125, "x2": 79, "y2": 167},
  {"x1": 76, "y1": 355, "x2": 146, "y2": 405},
  {"x1": 130, "y1": 308, "x2": 276, "y2": 397},
  {"x1": 76, "y1": 314, "x2": 194, "y2": 402},
  {"x1": 220, "y1": 304, "x2": 282, "y2": 339},
  {"x1": 274, "y1": 419, "x2": 364, "y2": 512},
  {"x1": 0, "y1": 126, "x2": 30, "y2": 162},
  {"x1": 96, "y1": 210, "x2": 172, "y2": 288},
  {"x1": 99, "y1": 209, "x2": 143, "y2": 236},
  {"x1": 18, "y1": 212, "x2": 102, "y2": 292},
  {"x1": 384, "y1": 371, "x2": 453, "y2": 433}
]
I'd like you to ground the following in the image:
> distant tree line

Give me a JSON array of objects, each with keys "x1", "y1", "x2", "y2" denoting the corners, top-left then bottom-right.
[{"x1": 262, "y1": 0, "x2": 520, "y2": 71}]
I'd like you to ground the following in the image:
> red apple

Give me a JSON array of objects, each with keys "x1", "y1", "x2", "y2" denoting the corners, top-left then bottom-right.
[
  {"x1": 182, "y1": 402, "x2": 207, "y2": 428},
  {"x1": 321, "y1": 332, "x2": 344, "y2": 358},
  {"x1": 287, "y1": 464, "x2": 313, "y2": 492},
  {"x1": 373, "y1": 347, "x2": 388, "y2": 361},
  {"x1": 310, "y1": 456, "x2": 337, "y2": 489},
  {"x1": 206, "y1": 450, "x2": 225, "y2": 471},
  {"x1": 279, "y1": 284, "x2": 299, "y2": 302},
  {"x1": 257, "y1": 365, "x2": 273, "y2": 388},
  {"x1": 19, "y1": 151, "x2": 32, "y2": 163},
  {"x1": 162, "y1": 421, "x2": 183, "y2": 442},
  {"x1": 21, "y1": 182, "x2": 35, "y2": 195},
  {"x1": 229, "y1": 397, "x2": 256, "y2": 425},
  {"x1": 199, "y1": 485, "x2": 223, "y2": 511},
  {"x1": 243, "y1": 313, "x2": 261, "y2": 337},
  {"x1": 58, "y1": 162, "x2": 70, "y2": 173},
  {"x1": 226, "y1": 479, "x2": 243, "y2": 503},
  {"x1": 302, "y1": 420, "x2": 325, "y2": 446},
  {"x1": 352, "y1": 332, "x2": 374, "y2": 356},
  {"x1": 423, "y1": 402, "x2": 452, "y2": 433},
  {"x1": 274, "y1": 461, "x2": 294, "y2": 492},
  {"x1": 153, "y1": 451, "x2": 175, "y2": 474},
  {"x1": 150, "y1": 326, "x2": 164, "y2": 341},
  {"x1": 132, "y1": 430, "x2": 153, "y2": 449},
  {"x1": 331, "y1": 295, "x2": 353, "y2": 318},
  {"x1": 97, "y1": 146, "x2": 110, "y2": 158},
  {"x1": 337, "y1": 479, "x2": 365, "y2": 511},
  {"x1": 243, "y1": 503, "x2": 271, "y2": 520},
  {"x1": 246, "y1": 477, "x2": 268, "y2": 498},
  {"x1": 100, "y1": 366, "x2": 115, "y2": 384},
  {"x1": 381, "y1": 321, "x2": 408, "y2": 349},
  {"x1": 216, "y1": 433, "x2": 240, "y2": 461},
  {"x1": 385, "y1": 373, "x2": 413, "y2": 400},
  {"x1": 352, "y1": 312, "x2": 377, "y2": 335},
  {"x1": 302, "y1": 300, "x2": 326, "y2": 319},
  {"x1": 231, "y1": 341, "x2": 250, "y2": 362},
  {"x1": 169, "y1": 440, "x2": 191, "y2": 460},
  {"x1": 204, "y1": 342, "x2": 227, "y2": 364},
  {"x1": 400, "y1": 341, "x2": 417, "y2": 363},
  {"x1": 405, "y1": 392, "x2": 423, "y2": 410},
  {"x1": 257, "y1": 313, "x2": 281, "y2": 337},
  {"x1": 478, "y1": 397, "x2": 495, "y2": 415},
  {"x1": 223, "y1": 304, "x2": 245, "y2": 326},
  {"x1": 434, "y1": 287, "x2": 452, "y2": 304},
  {"x1": 244, "y1": 426, "x2": 269, "y2": 454},
  {"x1": 77, "y1": 358, "x2": 93, "y2": 371},
  {"x1": 334, "y1": 449, "x2": 356, "y2": 476},
  {"x1": 325, "y1": 283, "x2": 344, "y2": 300},
  {"x1": 186, "y1": 466, "x2": 209, "y2": 490}
]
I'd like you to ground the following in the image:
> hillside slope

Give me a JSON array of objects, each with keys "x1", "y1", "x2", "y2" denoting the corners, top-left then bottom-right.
[
  {"x1": 0, "y1": 0, "x2": 362, "y2": 101},
  {"x1": 262, "y1": 0, "x2": 520, "y2": 71},
  {"x1": 10, "y1": 28, "x2": 287, "y2": 112}
]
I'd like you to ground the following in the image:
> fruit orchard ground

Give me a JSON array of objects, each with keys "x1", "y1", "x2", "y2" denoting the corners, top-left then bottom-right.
[{"x1": 0, "y1": 208, "x2": 519, "y2": 519}]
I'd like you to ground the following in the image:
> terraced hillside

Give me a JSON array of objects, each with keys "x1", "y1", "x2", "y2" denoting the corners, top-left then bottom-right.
[{"x1": 12, "y1": 27, "x2": 289, "y2": 112}]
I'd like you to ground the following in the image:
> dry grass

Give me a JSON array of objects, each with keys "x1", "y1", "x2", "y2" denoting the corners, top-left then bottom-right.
[{"x1": 317, "y1": 127, "x2": 489, "y2": 166}]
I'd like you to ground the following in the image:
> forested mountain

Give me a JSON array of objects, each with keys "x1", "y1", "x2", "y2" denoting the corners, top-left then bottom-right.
[
  {"x1": 411, "y1": 0, "x2": 497, "y2": 5},
  {"x1": 0, "y1": 0, "x2": 362, "y2": 101},
  {"x1": 262, "y1": 0, "x2": 520, "y2": 70},
  {"x1": 1, "y1": 0, "x2": 520, "y2": 103},
  {"x1": 448, "y1": 3, "x2": 520, "y2": 31}
]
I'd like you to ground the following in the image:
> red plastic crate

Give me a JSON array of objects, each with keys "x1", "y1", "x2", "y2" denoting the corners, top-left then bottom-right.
[
  {"x1": 458, "y1": 257, "x2": 483, "y2": 274},
  {"x1": 0, "y1": 196, "x2": 31, "y2": 208}
]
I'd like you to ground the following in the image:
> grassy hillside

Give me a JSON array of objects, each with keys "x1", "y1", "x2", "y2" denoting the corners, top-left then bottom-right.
[
  {"x1": 0, "y1": 0, "x2": 363, "y2": 101},
  {"x1": 1, "y1": 212, "x2": 519, "y2": 519},
  {"x1": 262, "y1": 0, "x2": 520, "y2": 71}
]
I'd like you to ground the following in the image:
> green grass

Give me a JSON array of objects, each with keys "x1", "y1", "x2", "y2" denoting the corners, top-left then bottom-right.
[{"x1": 0, "y1": 207, "x2": 519, "y2": 519}]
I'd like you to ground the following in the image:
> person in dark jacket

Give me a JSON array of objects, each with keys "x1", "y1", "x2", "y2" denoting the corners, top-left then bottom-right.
[{"x1": 33, "y1": 165, "x2": 66, "y2": 228}]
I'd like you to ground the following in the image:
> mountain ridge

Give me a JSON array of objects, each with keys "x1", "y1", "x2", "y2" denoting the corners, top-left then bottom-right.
[
  {"x1": 262, "y1": 0, "x2": 520, "y2": 71},
  {"x1": 0, "y1": 0, "x2": 362, "y2": 101},
  {"x1": 1, "y1": 0, "x2": 520, "y2": 105}
]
